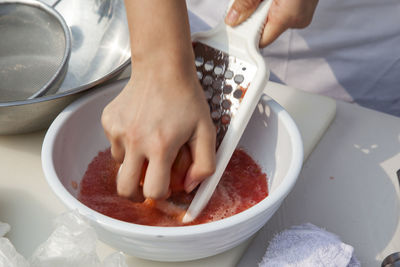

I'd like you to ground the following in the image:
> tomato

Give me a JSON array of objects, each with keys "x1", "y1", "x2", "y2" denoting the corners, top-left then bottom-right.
[
  {"x1": 79, "y1": 148, "x2": 268, "y2": 226},
  {"x1": 170, "y1": 144, "x2": 192, "y2": 192}
]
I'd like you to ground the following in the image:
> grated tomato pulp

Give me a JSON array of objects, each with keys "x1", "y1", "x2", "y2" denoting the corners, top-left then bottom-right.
[{"x1": 78, "y1": 148, "x2": 268, "y2": 226}]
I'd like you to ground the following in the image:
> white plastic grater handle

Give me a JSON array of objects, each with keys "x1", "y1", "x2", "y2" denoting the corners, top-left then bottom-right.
[
  {"x1": 183, "y1": 0, "x2": 273, "y2": 223},
  {"x1": 191, "y1": 0, "x2": 272, "y2": 63},
  {"x1": 225, "y1": 0, "x2": 272, "y2": 47}
]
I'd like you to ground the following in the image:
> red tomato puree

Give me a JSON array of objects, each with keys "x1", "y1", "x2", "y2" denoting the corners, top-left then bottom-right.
[{"x1": 78, "y1": 148, "x2": 268, "y2": 226}]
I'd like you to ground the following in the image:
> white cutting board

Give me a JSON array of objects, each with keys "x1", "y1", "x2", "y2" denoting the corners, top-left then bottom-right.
[{"x1": 0, "y1": 81, "x2": 336, "y2": 266}]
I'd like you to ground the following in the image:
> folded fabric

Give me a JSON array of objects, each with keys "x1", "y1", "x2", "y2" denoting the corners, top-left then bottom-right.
[{"x1": 259, "y1": 223, "x2": 360, "y2": 267}]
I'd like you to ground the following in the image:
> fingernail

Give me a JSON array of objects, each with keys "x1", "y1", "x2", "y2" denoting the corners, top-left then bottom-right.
[
  {"x1": 225, "y1": 8, "x2": 239, "y2": 25},
  {"x1": 185, "y1": 180, "x2": 200, "y2": 193}
]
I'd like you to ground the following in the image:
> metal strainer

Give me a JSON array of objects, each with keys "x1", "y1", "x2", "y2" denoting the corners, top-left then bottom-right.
[{"x1": 0, "y1": 0, "x2": 71, "y2": 101}]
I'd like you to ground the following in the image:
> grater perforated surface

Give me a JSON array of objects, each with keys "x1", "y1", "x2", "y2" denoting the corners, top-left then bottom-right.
[{"x1": 193, "y1": 42, "x2": 257, "y2": 148}]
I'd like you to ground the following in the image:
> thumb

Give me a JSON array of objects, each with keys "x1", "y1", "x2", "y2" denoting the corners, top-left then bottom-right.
[{"x1": 225, "y1": 0, "x2": 261, "y2": 26}]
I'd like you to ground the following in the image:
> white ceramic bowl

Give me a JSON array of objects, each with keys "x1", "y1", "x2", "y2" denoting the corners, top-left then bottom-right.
[{"x1": 41, "y1": 79, "x2": 303, "y2": 262}]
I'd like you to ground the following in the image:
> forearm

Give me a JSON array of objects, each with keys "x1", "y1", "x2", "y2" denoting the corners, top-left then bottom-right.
[
  {"x1": 124, "y1": 0, "x2": 194, "y2": 69},
  {"x1": 104, "y1": 1, "x2": 216, "y2": 201}
]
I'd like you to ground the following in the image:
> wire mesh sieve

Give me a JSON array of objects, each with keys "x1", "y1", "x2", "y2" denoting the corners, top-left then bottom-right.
[{"x1": 0, "y1": 0, "x2": 71, "y2": 101}]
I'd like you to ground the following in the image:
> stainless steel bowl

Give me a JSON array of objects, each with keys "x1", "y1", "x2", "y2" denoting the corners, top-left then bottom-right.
[
  {"x1": 0, "y1": 0, "x2": 130, "y2": 135},
  {"x1": 0, "y1": 0, "x2": 71, "y2": 100},
  {"x1": 382, "y1": 252, "x2": 400, "y2": 267}
]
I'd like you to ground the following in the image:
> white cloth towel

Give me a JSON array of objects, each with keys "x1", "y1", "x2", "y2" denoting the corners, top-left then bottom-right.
[{"x1": 259, "y1": 223, "x2": 361, "y2": 267}]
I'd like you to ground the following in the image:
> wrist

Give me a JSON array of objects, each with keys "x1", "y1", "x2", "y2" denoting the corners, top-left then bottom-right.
[{"x1": 131, "y1": 45, "x2": 197, "y2": 78}]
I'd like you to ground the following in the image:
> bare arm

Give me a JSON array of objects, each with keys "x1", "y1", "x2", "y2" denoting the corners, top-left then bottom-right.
[{"x1": 102, "y1": 0, "x2": 216, "y2": 200}]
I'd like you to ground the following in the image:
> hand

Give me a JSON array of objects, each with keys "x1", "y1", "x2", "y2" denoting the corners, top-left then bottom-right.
[
  {"x1": 101, "y1": 54, "x2": 216, "y2": 200},
  {"x1": 225, "y1": 0, "x2": 319, "y2": 47}
]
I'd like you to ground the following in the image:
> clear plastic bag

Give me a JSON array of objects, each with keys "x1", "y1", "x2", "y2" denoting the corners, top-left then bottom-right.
[
  {"x1": 30, "y1": 211, "x2": 101, "y2": 267},
  {"x1": 0, "y1": 211, "x2": 127, "y2": 267},
  {"x1": 102, "y1": 252, "x2": 128, "y2": 267},
  {"x1": 0, "y1": 238, "x2": 29, "y2": 267}
]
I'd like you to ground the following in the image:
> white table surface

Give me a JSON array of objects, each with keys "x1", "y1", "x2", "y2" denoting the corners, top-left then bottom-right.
[
  {"x1": 0, "y1": 80, "x2": 399, "y2": 266},
  {"x1": 238, "y1": 100, "x2": 400, "y2": 267},
  {"x1": 0, "y1": 79, "x2": 337, "y2": 266}
]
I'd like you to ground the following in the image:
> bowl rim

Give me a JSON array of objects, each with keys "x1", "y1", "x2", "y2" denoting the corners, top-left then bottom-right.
[{"x1": 41, "y1": 83, "x2": 304, "y2": 238}]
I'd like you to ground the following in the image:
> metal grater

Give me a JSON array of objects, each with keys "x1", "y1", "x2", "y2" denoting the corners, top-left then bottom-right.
[
  {"x1": 183, "y1": 0, "x2": 273, "y2": 223},
  {"x1": 193, "y1": 42, "x2": 257, "y2": 148}
]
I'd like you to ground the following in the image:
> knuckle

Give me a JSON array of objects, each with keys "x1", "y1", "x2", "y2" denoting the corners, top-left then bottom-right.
[
  {"x1": 101, "y1": 108, "x2": 112, "y2": 129},
  {"x1": 124, "y1": 129, "x2": 143, "y2": 149},
  {"x1": 109, "y1": 126, "x2": 122, "y2": 140},
  {"x1": 101, "y1": 112, "x2": 123, "y2": 141},
  {"x1": 149, "y1": 130, "x2": 175, "y2": 158}
]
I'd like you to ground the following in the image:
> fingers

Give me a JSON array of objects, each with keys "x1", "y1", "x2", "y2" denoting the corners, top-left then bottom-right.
[
  {"x1": 170, "y1": 144, "x2": 192, "y2": 192},
  {"x1": 110, "y1": 139, "x2": 125, "y2": 163},
  {"x1": 225, "y1": 0, "x2": 261, "y2": 26},
  {"x1": 142, "y1": 153, "x2": 175, "y2": 200},
  {"x1": 184, "y1": 122, "x2": 216, "y2": 193},
  {"x1": 101, "y1": 106, "x2": 125, "y2": 163},
  {"x1": 224, "y1": 0, "x2": 319, "y2": 48},
  {"x1": 259, "y1": 15, "x2": 289, "y2": 47},
  {"x1": 117, "y1": 152, "x2": 145, "y2": 200},
  {"x1": 113, "y1": 129, "x2": 215, "y2": 198},
  {"x1": 259, "y1": 0, "x2": 318, "y2": 47}
]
